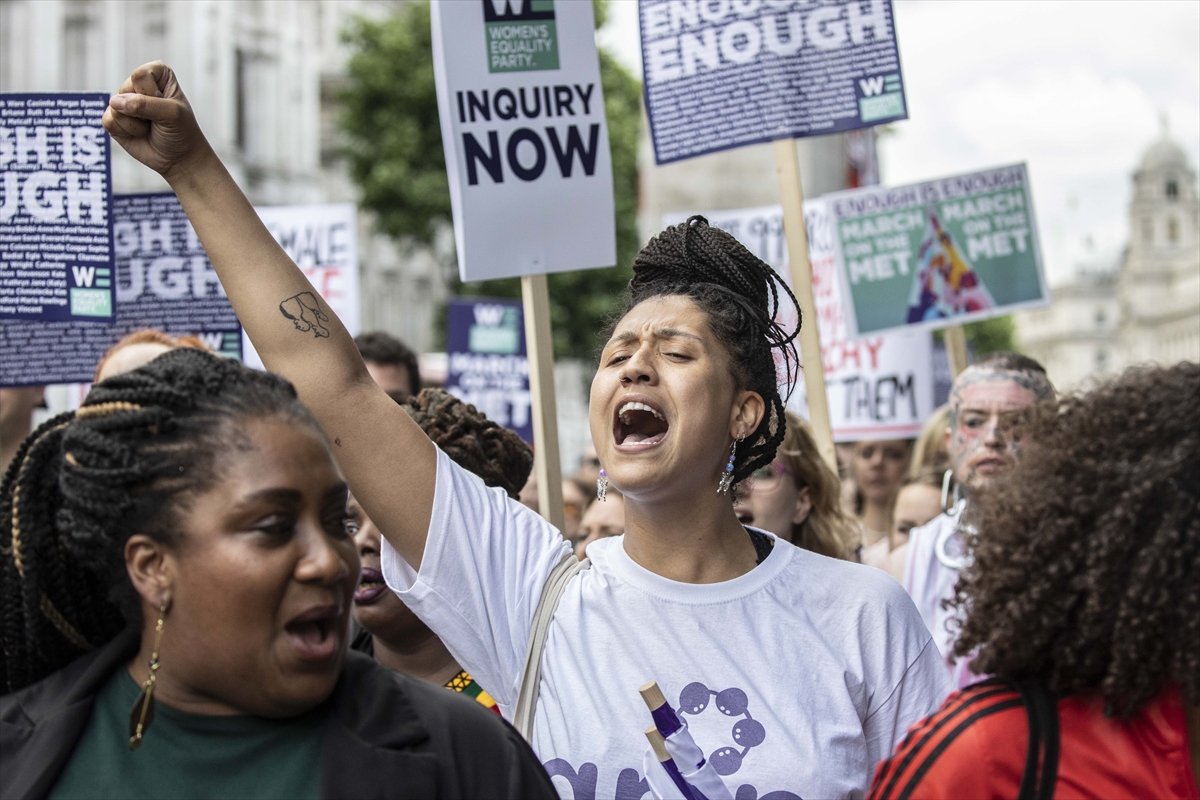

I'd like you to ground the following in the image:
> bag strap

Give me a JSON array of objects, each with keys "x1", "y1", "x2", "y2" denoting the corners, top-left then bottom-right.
[
  {"x1": 1015, "y1": 679, "x2": 1060, "y2": 800},
  {"x1": 512, "y1": 552, "x2": 590, "y2": 740}
]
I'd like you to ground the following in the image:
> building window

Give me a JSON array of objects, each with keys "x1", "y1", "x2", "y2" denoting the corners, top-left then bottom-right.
[
  {"x1": 1095, "y1": 308, "x2": 1106, "y2": 329},
  {"x1": 1168, "y1": 217, "x2": 1179, "y2": 244},
  {"x1": 1096, "y1": 349, "x2": 1108, "y2": 372},
  {"x1": 1143, "y1": 219, "x2": 1153, "y2": 243},
  {"x1": 62, "y1": 4, "x2": 96, "y2": 91},
  {"x1": 1166, "y1": 180, "x2": 1178, "y2": 201}
]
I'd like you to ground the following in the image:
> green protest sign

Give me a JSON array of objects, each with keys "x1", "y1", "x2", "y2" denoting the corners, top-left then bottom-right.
[{"x1": 829, "y1": 163, "x2": 1049, "y2": 337}]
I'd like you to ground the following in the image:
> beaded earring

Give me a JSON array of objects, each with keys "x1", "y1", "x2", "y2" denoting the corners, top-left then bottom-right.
[
  {"x1": 717, "y1": 435, "x2": 743, "y2": 495},
  {"x1": 129, "y1": 605, "x2": 166, "y2": 750},
  {"x1": 597, "y1": 468, "x2": 609, "y2": 502}
]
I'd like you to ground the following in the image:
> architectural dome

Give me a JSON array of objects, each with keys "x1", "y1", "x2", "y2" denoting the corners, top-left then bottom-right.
[{"x1": 1139, "y1": 135, "x2": 1189, "y2": 172}]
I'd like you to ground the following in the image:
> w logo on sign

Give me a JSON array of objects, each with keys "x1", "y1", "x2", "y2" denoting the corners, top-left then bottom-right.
[
  {"x1": 473, "y1": 304, "x2": 507, "y2": 326},
  {"x1": 483, "y1": 0, "x2": 553, "y2": 21},
  {"x1": 489, "y1": 0, "x2": 525, "y2": 16},
  {"x1": 71, "y1": 266, "x2": 96, "y2": 287},
  {"x1": 859, "y1": 76, "x2": 886, "y2": 97}
]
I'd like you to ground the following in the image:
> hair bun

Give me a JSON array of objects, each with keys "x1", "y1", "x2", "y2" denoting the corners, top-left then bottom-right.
[
  {"x1": 632, "y1": 216, "x2": 768, "y2": 318},
  {"x1": 632, "y1": 214, "x2": 800, "y2": 365}
]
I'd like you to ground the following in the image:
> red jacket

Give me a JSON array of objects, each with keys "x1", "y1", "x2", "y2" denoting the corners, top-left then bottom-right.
[{"x1": 868, "y1": 679, "x2": 1198, "y2": 800}]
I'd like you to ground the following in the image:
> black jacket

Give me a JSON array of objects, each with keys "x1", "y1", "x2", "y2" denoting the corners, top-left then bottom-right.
[{"x1": 0, "y1": 628, "x2": 558, "y2": 800}]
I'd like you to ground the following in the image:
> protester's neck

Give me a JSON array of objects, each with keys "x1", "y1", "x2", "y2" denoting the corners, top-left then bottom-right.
[
  {"x1": 371, "y1": 629, "x2": 461, "y2": 687},
  {"x1": 860, "y1": 499, "x2": 892, "y2": 546},
  {"x1": 622, "y1": 490, "x2": 758, "y2": 584}
]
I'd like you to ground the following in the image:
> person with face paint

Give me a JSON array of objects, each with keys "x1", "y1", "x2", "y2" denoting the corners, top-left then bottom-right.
[
  {"x1": 869, "y1": 363, "x2": 1198, "y2": 800},
  {"x1": 99, "y1": 63, "x2": 952, "y2": 798},
  {"x1": 899, "y1": 352, "x2": 1054, "y2": 688}
]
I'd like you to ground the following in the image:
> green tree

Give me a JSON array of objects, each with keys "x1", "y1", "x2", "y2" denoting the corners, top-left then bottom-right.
[
  {"x1": 340, "y1": 0, "x2": 640, "y2": 359},
  {"x1": 933, "y1": 315, "x2": 1017, "y2": 357}
]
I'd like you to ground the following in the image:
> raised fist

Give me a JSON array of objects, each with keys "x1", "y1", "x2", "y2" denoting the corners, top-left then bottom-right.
[{"x1": 102, "y1": 62, "x2": 208, "y2": 177}]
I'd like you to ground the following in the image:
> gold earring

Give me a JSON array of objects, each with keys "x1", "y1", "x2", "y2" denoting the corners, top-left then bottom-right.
[{"x1": 129, "y1": 605, "x2": 165, "y2": 750}]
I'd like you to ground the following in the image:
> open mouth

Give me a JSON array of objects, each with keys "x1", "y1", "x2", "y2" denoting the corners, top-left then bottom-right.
[
  {"x1": 613, "y1": 397, "x2": 670, "y2": 449},
  {"x1": 355, "y1": 567, "x2": 388, "y2": 606},
  {"x1": 973, "y1": 456, "x2": 1008, "y2": 475},
  {"x1": 285, "y1": 603, "x2": 342, "y2": 662},
  {"x1": 734, "y1": 506, "x2": 754, "y2": 525}
]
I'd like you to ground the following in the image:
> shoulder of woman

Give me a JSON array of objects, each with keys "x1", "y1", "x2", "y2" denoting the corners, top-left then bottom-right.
[
  {"x1": 2, "y1": 626, "x2": 138, "y2": 725},
  {"x1": 867, "y1": 679, "x2": 1026, "y2": 800},
  {"x1": 329, "y1": 653, "x2": 556, "y2": 798},
  {"x1": 1, "y1": 628, "x2": 140, "y2": 800}
]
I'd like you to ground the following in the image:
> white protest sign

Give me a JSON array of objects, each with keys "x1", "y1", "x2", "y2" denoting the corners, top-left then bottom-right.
[
  {"x1": 665, "y1": 205, "x2": 933, "y2": 441},
  {"x1": 243, "y1": 203, "x2": 360, "y2": 369},
  {"x1": 431, "y1": 0, "x2": 616, "y2": 280}
]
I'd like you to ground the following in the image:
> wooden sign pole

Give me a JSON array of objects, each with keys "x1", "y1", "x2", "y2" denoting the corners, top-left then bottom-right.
[
  {"x1": 521, "y1": 273, "x2": 565, "y2": 532},
  {"x1": 773, "y1": 139, "x2": 838, "y2": 476},
  {"x1": 944, "y1": 324, "x2": 969, "y2": 377}
]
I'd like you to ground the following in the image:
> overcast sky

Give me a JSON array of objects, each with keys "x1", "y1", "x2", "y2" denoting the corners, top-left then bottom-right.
[{"x1": 598, "y1": 0, "x2": 1200, "y2": 285}]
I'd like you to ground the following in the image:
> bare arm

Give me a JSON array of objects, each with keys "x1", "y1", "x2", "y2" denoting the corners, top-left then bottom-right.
[{"x1": 103, "y1": 62, "x2": 435, "y2": 567}]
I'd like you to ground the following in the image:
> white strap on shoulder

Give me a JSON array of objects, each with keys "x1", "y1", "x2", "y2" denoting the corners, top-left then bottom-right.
[{"x1": 512, "y1": 552, "x2": 590, "y2": 741}]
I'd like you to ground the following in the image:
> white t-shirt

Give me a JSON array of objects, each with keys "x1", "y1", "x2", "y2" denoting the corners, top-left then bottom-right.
[
  {"x1": 383, "y1": 448, "x2": 952, "y2": 800},
  {"x1": 903, "y1": 510, "x2": 981, "y2": 689}
]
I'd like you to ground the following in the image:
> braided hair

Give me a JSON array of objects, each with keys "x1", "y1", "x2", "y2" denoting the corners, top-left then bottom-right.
[
  {"x1": 402, "y1": 388, "x2": 533, "y2": 499},
  {"x1": 1, "y1": 348, "x2": 319, "y2": 693},
  {"x1": 620, "y1": 215, "x2": 801, "y2": 492}
]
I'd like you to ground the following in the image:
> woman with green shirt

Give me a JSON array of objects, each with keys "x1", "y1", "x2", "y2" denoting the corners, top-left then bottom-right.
[{"x1": 0, "y1": 349, "x2": 556, "y2": 800}]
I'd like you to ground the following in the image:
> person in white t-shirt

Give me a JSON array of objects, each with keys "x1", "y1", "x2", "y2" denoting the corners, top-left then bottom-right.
[
  {"x1": 898, "y1": 353, "x2": 1054, "y2": 689},
  {"x1": 102, "y1": 63, "x2": 952, "y2": 800}
]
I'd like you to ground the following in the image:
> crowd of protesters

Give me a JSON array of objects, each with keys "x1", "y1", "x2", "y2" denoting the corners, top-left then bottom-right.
[{"x1": 0, "y1": 61, "x2": 1196, "y2": 800}]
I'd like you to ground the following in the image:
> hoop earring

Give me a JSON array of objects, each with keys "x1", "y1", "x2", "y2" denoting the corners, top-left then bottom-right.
[
  {"x1": 717, "y1": 435, "x2": 743, "y2": 495},
  {"x1": 129, "y1": 605, "x2": 166, "y2": 750},
  {"x1": 597, "y1": 468, "x2": 608, "y2": 502}
]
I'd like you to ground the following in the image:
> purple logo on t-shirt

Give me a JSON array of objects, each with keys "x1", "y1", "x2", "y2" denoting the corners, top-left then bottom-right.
[{"x1": 542, "y1": 680, "x2": 802, "y2": 800}]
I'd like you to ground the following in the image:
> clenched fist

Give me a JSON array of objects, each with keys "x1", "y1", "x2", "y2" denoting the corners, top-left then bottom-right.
[{"x1": 102, "y1": 61, "x2": 210, "y2": 177}]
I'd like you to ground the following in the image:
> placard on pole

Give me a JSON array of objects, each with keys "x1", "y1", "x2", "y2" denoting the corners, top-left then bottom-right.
[
  {"x1": 430, "y1": 0, "x2": 616, "y2": 529},
  {"x1": 773, "y1": 140, "x2": 837, "y2": 473},
  {"x1": 639, "y1": 0, "x2": 909, "y2": 472}
]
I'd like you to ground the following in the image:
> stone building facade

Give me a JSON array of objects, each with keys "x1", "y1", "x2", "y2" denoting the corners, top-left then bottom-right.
[{"x1": 1017, "y1": 132, "x2": 1199, "y2": 389}]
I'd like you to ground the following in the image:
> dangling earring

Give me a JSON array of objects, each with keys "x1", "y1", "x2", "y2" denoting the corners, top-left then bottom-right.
[
  {"x1": 129, "y1": 605, "x2": 166, "y2": 750},
  {"x1": 597, "y1": 468, "x2": 609, "y2": 502},
  {"x1": 717, "y1": 436, "x2": 743, "y2": 495}
]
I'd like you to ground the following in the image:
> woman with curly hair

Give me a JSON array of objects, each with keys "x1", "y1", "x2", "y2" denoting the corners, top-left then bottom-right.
[
  {"x1": 102, "y1": 62, "x2": 950, "y2": 798},
  {"x1": 869, "y1": 363, "x2": 1200, "y2": 799}
]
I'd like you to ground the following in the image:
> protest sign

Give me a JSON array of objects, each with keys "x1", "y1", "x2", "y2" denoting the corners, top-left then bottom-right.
[
  {"x1": 639, "y1": 0, "x2": 907, "y2": 165},
  {"x1": 444, "y1": 298, "x2": 533, "y2": 444},
  {"x1": 827, "y1": 163, "x2": 1049, "y2": 337},
  {"x1": 241, "y1": 203, "x2": 360, "y2": 369},
  {"x1": 1, "y1": 94, "x2": 114, "y2": 323},
  {"x1": 666, "y1": 203, "x2": 934, "y2": 440},
  {"x1": 3, "y1": 190, "x2": 231, "y2": 387},
  {"x1": 2, "y1": 198, "x2": 357, "y2": 388},
  {"x1": 430, "y1": 0, "x2": 616, "y2": 280}
]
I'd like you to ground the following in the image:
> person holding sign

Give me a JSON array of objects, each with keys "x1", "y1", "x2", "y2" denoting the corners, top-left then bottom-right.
[{"x1": 100, "y1": 62, "x2": 950, "y2": 799}]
